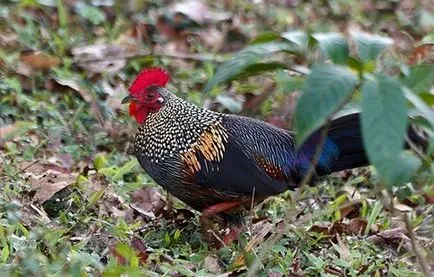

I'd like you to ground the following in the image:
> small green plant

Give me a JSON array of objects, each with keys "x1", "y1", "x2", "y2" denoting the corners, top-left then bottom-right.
[{"x1": 206, "y1": 30, "x2": 434, "y2": 187}]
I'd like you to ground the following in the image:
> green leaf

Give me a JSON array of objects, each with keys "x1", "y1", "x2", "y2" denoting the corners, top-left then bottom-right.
[
  {"x1": 402, "y1": 64, "x2": 434, "y2": 94},
  {"x1": 347, "y1": 57, "x2": 364, "y2": 73},
  {"x1": 313, "y1": 32, "x2": 349, "y2": 64},
  {"x1": 56, "y1": 0, "x2": 68, "y2": 29},
  {"x1": 250, "y1": 32, "x2": 281, "y2": 44},
  {"x1": 385, "y1": 151, "x2": 421, "y2": 185},
  {"x1": 204, "y1": 42, "x2": 296, "y2": 92},
  {"x1": 88, "y1": 189, "x2": 105, "y2": 206},
  {"x1": 77, "y1": 3, "x2": 106, "y2": 25},
  {"x1": 112, "y1": 159, "x2": 139, "y2": 181},
  {"x1": 216, "y1": 94, "x2": 243, "y2": 113},
  {"x1": 231, "y1": 62, "x2": 288, "y2": 80},
  {"x1": 281, "y1": 30, "x2": 308, "y2": 52},
  {"x1": 275, "y1": 71, "x2": 305, "y2": 93},
  {"x1": 351, "y1": 31, "x2": 393, "y2": 62},
  {"x1": 361, "y1": 74, "x2": 408, "y2": 185},
  {"x1": 364, "y1": 201, "x2": 383, "y2": 235},
  {"x1": 404, "y1": 87, "x2": 434, "y2": 128},
  {"x1": 93, "y1": 154, "x2": 108, "y2": 170},
  {"x1": 1, "y1": 244, "x2": 9, "y2": 263},
  {"x1": 295, "y1": 65, "x2": 357, "y2": 145}
]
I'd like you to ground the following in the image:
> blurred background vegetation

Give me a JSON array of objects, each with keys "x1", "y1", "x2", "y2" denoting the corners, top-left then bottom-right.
[{"x1": 0, "y1": 0, "x2": 433, "y2": 276}]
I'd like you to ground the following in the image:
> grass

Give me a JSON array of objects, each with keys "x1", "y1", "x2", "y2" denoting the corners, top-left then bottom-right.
[{"x1": 0, "y1": 0, "x2": 433, "y2": 276}]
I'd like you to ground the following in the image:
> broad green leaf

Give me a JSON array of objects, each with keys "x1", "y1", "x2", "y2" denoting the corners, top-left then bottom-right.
[
  {"x1": 347, "y1": 57, "x2": 364, "y2": 72},
  {"x1": 402, "y1": 64, "x2": 434, "y2": 94},
  {"x1": 250, "y1": 32, "x2": 281, "y2": 44},
  {"x1": 295, "y1": 65, "x2": 357, "y2": 145},
  {"x1": 216, "y1": 94, "x2": 243, "y2": 113},
  {"x1": 404, "y1": 87, "x2": 434, "y2": 128},
  {"x1": 361, "y1": 74, "x2": 408, "y2": 185},
  {"x1": 384, "y1": 151, "x2": 421, "y2": 185},
  {"x1": 419, "y1": 93, "x2": 434, "y2": 106},
  {"x1": 76, "y1": 3, "x2": 106, "y2": 25},
  {"x1": 231, "y1": 62, "x2": 288, "y2": 80},
  {"x1": 275, "y1": 71, "x2": 305, "y2": 93},
  {"x1": 351, "y1": 31, "x2": 393, "y2": 62},
  {"x1": 281, "y1": 30, "x2": 308, "y2": 52},
  {"x1": 313, "y1": 32, "x2": 349, "y2": 64},
  {"x1": 204, "y1": 42, "x2": 296, "y2": 92}
]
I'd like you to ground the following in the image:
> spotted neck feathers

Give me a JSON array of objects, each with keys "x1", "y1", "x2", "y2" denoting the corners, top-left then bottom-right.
[{"x1": 134, "y1": 88, "x2": 227, "y2": 163}]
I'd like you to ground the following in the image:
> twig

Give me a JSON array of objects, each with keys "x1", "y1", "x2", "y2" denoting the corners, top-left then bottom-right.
[
  {"x1": 403, "y1": 212, "x2": 433, "y2": 276},
  {"x1": 11, "y1": 160, "x2": 38, "y2": 178},
  {"x1": 73, "y1": 50, "x2": 224, "y2": 64},
  {"x1": 209, "y1": 230, "x2": 227, "y2": 247},
  {"x1": 405, "y1": 133, "x2": 427, "y2": 161}
]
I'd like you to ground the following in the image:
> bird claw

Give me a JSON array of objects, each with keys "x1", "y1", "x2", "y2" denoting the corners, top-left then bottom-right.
[
  {"x1": 222, "y1": 225, "x2": 244, "y2": 245},
  {"x1": 199, "y1": 201, "x2": 245, "y2": 248}
]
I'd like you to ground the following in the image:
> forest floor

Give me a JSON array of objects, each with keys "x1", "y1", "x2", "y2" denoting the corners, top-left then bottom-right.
[{"x1": 1, "y1": 0, "x2": 433, "y2": 276}]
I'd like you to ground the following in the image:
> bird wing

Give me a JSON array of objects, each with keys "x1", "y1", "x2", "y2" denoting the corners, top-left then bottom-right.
[{"x1": 181, "y1": 115, "x2": 299, "y2": 197}]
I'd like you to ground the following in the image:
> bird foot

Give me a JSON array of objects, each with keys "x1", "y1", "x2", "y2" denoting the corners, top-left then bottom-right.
[
  {"x1": 200, "y1": 201, "x2": 245, "y2": 248},
  {"x1": 222, "y1": 225, "x2": 244, "y2": 245}
]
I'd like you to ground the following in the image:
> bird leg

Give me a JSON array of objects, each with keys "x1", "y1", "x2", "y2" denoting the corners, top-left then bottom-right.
[
  {"x1": 222, "y1": 224, "x2": 244, "y2": 245},
  {"x1": 200, "y1": 202, "x2": 245, "y2": 247}
]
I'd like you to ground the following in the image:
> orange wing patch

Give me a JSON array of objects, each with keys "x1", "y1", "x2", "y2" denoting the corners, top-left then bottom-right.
[
  {"x1": 181, "y1": 123, "x2": 228, "y2": 174},
  {"x1": 255, "y1": 155, "x2": 286, "y2": 181}
]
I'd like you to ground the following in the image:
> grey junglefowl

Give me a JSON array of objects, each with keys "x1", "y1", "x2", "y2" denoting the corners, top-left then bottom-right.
[{"x1": 122, "y1": 67, "x2": 425, "y2": 245}]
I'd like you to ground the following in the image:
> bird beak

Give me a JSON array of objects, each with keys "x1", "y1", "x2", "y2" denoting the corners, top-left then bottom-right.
[{"x1": 121, "y1": 95, "x2": 134, "y2": 104}]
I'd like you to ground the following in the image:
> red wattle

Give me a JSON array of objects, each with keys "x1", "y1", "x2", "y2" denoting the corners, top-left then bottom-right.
[{"x1": 129, "y1": 102, "x2": 148, "y2": 124}]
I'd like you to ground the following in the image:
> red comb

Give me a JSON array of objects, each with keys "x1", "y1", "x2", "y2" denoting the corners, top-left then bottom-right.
[{"x1": 129, "y1": 67, "x2": 170, "y2": 95}]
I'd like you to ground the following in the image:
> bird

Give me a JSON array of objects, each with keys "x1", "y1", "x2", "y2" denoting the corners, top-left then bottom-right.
[{"x1": 122, "y1": 67, "x2": 424, "y2": 244}]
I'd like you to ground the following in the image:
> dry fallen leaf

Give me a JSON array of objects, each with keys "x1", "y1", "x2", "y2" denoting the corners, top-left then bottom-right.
[
  {"x1": 72, "y1": 43, "x2": 136, "y2": 74},
  {"x1": 51, "y1": 78, "x2": 105, "y2": 126},
  {"x1": 311, "y1": 218, "x2": 368, "y2": 238},
  {"x1": 366, "y1": 226, "x2": 410, "y2": 245},
  {"x1": 102, "y1": 80, "x2": 128, "y2": 111},
  {"x1": 335, "y1": 233, "x2": 350, "y2": 260},
  {"x1": 129, "y1": 187, "x2": 165, "y2": 220},
  {"x1": 131, "y1": 237, "x2": 149, "y2": 264},
  {"x1": 392, "y1": 198, "x2": 413, "y2": 212},
  {"x1": 407, "y1": 43, "x2": 434, "y2": 64},
  {"x1": 0, "y1": 121, "x2": 36, "y2": 147},
  {"x1": 332, "y1": 218, "x2": 368, "y2": 236},
  {"x1": 203, "y1": 255, "x2": 223, "y2": 274},
  {"x1": 22, "y1": 161, "x2": 77, "y2": 203},
  {"x1": 267, "y1": 272, "x2": 283, "y2": 277},
  {"x1": 168, "y1": 0, "x2": 231, "y2": 26},
  {"x1": 0, "y1": 32, "x2": 18, "y2": 47},
  {"x1": 0, "y1": 124, "x2": 19, "y2": 144},
  {"x1": 20, "y1": 51, "x2": 60, "y2": 71},
  {"x1": 310, "y1": 222, "x2": 332, "y2": 236}
]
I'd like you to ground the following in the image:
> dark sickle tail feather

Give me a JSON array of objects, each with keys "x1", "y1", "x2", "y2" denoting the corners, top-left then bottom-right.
[
  {"x1": 300, "y1": 113, "x2": 428, "y2": 179},
  {"x1": 319, "y1": 113, "x2": 368, "y2": 174}
]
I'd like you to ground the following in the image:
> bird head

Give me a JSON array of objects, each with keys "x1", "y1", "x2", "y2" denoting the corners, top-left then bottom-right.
[{"x1": 122, "y1": 67, "x2": 170, "y2": 124}]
